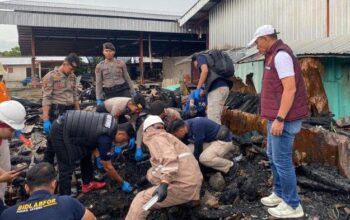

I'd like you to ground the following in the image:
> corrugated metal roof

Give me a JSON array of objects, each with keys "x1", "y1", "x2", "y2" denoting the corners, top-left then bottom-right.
[
  {"x1": 238, "y1": 35, "x2": 350, "y2": 63},
  {"x1": 0, "y1": 1, "x2": 199, "y2": 33},
  {"x1": 0, "y1": 10, "x2": 193, "y2": 33},
  {"x1": 0, "y1": 56, "x2": 66, "y2": 65},
  {"x1": 0, "y1": 0, "x2": 181, "y2": 20}
]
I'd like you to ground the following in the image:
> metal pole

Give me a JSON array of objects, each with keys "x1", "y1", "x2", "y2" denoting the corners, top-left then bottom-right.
[
  {"x1": 139, "y1": 32, "x2": 144, "y2": 84},
  {"x1": 31, "y1": 30, "x2": 37, "y2": 88},
  {"x1": 148, "y1": 34, "x2": 153, "y2": 71}
]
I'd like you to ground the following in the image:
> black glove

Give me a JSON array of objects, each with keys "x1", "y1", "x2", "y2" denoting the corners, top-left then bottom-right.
[{"x1": 152, "y1": 182, "x2": 168, "y2": 202}]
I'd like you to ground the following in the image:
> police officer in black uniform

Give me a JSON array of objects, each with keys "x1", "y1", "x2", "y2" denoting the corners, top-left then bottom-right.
[{"x1": 49, "y1": 110, "x2": 134, "y2": 195}]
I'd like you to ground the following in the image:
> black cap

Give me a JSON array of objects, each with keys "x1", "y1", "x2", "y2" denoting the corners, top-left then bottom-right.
[
  {"x1": 131, "y1": 93, "x2": 146, "y2": 109},
  {"x1": 149, "y1": 100, "x2": 166, "y2": 115},
  {"x1": 191, "y1": 54, "x2": 197, "y2": 62},
  {"x1": 64, "y1": 53, "x2": 80, "y2": 68},
  {"x1": 103, "y1": 42, "x2": 116, "y2": 51},
  {"x1": 118, "y1": 122, "x2": 135, "y2": 138}
]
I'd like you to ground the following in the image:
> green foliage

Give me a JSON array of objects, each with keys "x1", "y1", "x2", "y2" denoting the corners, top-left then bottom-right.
[{"x1": 0, "y1": 46, "x2": 21, "y2": 57}]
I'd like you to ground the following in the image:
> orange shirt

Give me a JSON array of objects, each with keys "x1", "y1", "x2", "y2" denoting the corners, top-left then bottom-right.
[{"x1": 0, "y1": 81, "x2": 10, "y2": 103}]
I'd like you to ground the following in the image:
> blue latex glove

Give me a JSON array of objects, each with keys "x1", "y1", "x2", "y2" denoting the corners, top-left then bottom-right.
[
  {"x1": 121, "y1": 181, "x2": 133, "y2": 193},
  {"x1": 43, "y1": 120, "x2": 52, "y2": 135},
  {"x1": 135, "y1": 148, "x2": 143, "y2": 161},
  {"x1": 114, "y1": 146, "x2": 123, "y2": 155},
  {"x1": 128, "y1": 137, "x2": 135, "y2": 150},
  {"x1": 14, "y1": 130, "x2": 22, "y2": 138},
  {"x1": 193, "y1": 88, "x2": 200, "y2": 101},
  {"x1": 96, "y1": 99, "x2": 104, "y2": 106},
  {"x1": 95, "y1": 157, "x2": 104, "y2": 169},
  {"x1": 131, "y1": 91, "x2": 136, "y2": 97}
]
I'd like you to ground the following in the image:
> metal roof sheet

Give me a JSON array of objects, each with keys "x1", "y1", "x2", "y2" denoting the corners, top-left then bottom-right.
[
  {"x1": 0, "y1": 56, "x2": 66, "y2": 65},
  {"x1": 178, "y1": 0, "x2": 219, "y2": 27},
  {"x1": 0, "y1": 0, "x2": 181, "y2": 20},
  {"x1": 239, "y1": 35, "x2": 350, "y2": 63}
]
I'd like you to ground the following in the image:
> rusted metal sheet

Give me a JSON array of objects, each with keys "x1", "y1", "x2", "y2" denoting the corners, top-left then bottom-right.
[
  {"x1": 222, "y1": 109, "x2": 267, "y2": 136},
  {"x1": 300, "y1": 58, "x2": 330, "y2": 115},
  {"x1": 231, "y1": 73, "x2": 257, "y2": 95},
  {"x1": 222, "y1": 109, "x2": 350, "y2": 178}
]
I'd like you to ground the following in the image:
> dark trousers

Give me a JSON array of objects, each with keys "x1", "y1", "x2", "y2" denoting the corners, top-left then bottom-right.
[
  {"x1": 103, "y1": 84, "x2": 131, "y2": 99},
  {"x1": 0, "y1": 199, "x2": 5, "y2": 215},
  {"x1": 43, "y1": 105, "x2": 74, "y2": 164},
  {"x1": 57, "y1": 153, "x2": 93, "y2": 195},
  {"x1": 50, "y1": 121, "x2": 93, "y2": 195}
]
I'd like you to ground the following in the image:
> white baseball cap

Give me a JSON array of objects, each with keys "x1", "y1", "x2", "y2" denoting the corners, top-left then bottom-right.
[{"x1": 247, "y1": 25, "x2": 279, "y2": 47}]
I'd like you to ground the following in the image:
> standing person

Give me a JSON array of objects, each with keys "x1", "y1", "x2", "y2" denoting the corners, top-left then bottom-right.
[
  {"x1": 42, "y1": 53, "x2": 81, "y2": 164},
  {"x1": 167, "y1": 118, "x2": 237, "y2": 176},
  {"x1": 95, "y1": 42, "x2": 135, "y2": 106},
  {"x1": 50, "y1": 110, "x2": 134, "y2": 195},
  {"x1": 247, "y1": 25, "x2": 307, "y2": 218},
  {"x1": 0, "y1": 163, "x2": 96, "y2": 220},
  {"x1": 125, "y1": 116, "x2": 202, "y2": 220},
  {"x1": 0, "y1": 101, "x2": 26, "y2": 212},
  {"x1": 192, "y1": 50, "x2": 234, "y2": 124}
]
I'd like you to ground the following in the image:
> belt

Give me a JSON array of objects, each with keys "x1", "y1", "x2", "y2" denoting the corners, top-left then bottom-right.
[{"x1": 103, "y1": 82, "x2": 128, "y2": 91}]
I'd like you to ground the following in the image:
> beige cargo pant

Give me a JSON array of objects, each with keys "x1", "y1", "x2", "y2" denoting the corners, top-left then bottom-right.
[
  {"x1": 0, "y1": 140, "x2": 11, "y2": 201},
  {"x1": 125, "y1": 168, "x2": 200, "y2": 220},
  {"x1": 189, "y1": 141, "x2": 235, "y2": 173},
  {"x1": 125, "y1": 185, "x2": 196, "y2": 220},
  {"x1": 207, "y1": 86, "x2": 229, "y2": 125}
]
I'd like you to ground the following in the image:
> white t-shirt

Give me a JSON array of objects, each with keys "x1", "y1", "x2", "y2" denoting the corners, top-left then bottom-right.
[{"x1": 274, "y1": 51, "x2": 295, "y2": 79}]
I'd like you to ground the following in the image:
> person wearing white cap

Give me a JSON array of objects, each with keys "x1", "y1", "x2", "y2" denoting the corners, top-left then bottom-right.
[
  {"x1": 0, "y1": 100, "x2": 26, "y2": 211},
  {"x1": 125, "y1": 115, "x2": 203, "y2": 220},
  {"x1": 248, "y1": 25, "x2": 308, "y2": 218}
]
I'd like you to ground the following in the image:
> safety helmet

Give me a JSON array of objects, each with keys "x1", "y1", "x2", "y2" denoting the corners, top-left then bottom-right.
[
  {"x1": 143, "y1": 115, "x2": 164, "y2": 131},
  {"x1": 0, "y1": 100, "x2": 26, "y2": 130}
]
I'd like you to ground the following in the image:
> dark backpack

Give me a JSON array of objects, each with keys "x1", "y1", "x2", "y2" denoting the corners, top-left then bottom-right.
[{"x1": 204, "y1": 50, "x2": 235, "y2": 78}]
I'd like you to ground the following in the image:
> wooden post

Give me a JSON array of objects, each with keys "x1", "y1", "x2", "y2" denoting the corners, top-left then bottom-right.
[
  {"x1": 139, "y1": 32, "x2": 144, "y2": 84},
  {"x1": 31, "y1": 30, "x2": 36, "y2": 88}
]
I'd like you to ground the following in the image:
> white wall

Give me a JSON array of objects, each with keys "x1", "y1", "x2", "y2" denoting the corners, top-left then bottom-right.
[
  {"x1": 162, "y1": 57, "x2": 191, "y2": 81},
  {"x1": 3, "y1": 65, "x2": 29, "y2": 88},
  {"x1": 3, "y1": 65, "x2": 28, "y2": 81}
]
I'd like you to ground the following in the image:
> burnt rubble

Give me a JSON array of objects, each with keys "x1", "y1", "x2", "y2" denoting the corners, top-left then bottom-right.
[{"x1": 4, "y1": 86, "x2": 350, "y2": 220}]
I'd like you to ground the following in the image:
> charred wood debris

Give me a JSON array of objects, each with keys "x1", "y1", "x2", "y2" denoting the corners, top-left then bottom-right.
[{"x1": 5, "y1": 78, "x2": 350, "y2": 220}]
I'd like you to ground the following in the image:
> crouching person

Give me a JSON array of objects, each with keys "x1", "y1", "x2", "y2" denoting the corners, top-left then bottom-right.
[
  {"x1": 167, "y1": 118, "x2": 237, "y2": 176},
  {"x1": 0, "y1": 162, "x2": 96, "y2": 220},
  {"x1": 125, "y1": 116, "x2": 203, "y2": 220},
  {"x1": 50, "y1": 110, "x2": 133, "y2": 195}
]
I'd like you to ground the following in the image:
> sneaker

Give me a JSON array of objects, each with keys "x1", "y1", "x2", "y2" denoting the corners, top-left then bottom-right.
[
  {"x1": 260, "y1": 192, "x2": 282, "y2": 207},
  {"x1": 268, "y1": 201, "x2": 304, "y2": 218},
  {"x1": 82, "y1": 181, "x2": 106, "y2": 193}
]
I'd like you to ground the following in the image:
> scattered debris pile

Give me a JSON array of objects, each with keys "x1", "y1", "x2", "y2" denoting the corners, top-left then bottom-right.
[{"x1": 4, "y1": 79, "x2": 350, "y2": 219}]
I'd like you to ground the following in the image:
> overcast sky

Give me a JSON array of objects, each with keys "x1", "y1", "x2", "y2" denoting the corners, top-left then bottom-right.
[{"x1": 0, "y1": 0, "x2": 197, "y2": 52}]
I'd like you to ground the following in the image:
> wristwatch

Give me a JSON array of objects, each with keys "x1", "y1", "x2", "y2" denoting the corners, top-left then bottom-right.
[{"x1": 276, "y1": 116, "x2": 284, "y2": 122}]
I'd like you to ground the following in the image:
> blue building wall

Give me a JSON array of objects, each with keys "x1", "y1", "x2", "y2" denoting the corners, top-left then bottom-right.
[{"x1": 235, "y1": 57, "x2": 350, "y2": 119}]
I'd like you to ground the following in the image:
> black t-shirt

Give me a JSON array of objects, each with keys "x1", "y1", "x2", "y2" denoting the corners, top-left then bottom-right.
[
  {"x1": 196, "y1": 54, "x2": 228, "y2": 93},
  {"x1": 97, "y1": 135, "x2": 113, "y2": 161},
  {"x1": 0, "y1": 190, "x2": 85, "y2": 220}
]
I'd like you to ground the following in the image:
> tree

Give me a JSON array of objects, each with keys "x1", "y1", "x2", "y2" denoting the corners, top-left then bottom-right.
[{"x1": 0, "y1": 46, "x2": 21, "y2": 57}]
